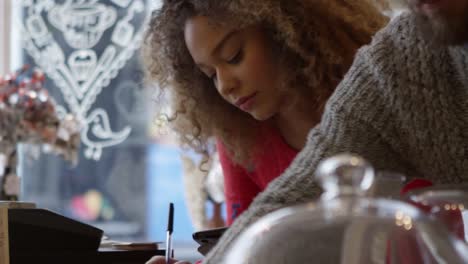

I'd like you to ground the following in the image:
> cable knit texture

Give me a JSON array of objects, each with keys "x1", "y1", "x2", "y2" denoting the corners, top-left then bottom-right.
[{"x1": 203, "y1": 12, "x2": 468, "y2": 263}]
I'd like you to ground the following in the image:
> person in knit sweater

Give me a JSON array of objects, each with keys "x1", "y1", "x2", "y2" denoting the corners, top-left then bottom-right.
[
  {"x1": 201, "y1": 0, "x2": 468, "y2": 263},
  {"x1": 142, "y1": 0, "x2": 387, "y2": 263}
]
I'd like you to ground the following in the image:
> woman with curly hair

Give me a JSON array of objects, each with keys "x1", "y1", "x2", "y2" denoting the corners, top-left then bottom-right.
[{"x1": 143, "y1": 0, "x2": 386, "y2": 262}]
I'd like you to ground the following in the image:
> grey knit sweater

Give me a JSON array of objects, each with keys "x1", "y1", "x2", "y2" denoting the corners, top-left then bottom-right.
[{"x1": 204, "y1": 12, "x2": 468, "y2": 263}]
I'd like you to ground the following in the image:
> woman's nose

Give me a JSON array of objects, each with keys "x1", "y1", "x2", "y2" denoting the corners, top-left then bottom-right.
[{"x1": 216, "y1": 68, "x2": 238, "y2": 96}]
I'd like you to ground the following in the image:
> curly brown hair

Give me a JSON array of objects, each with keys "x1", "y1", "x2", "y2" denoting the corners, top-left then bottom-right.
[{"x1": 143, "y1": 0, "x2": 388, "y2": 166}]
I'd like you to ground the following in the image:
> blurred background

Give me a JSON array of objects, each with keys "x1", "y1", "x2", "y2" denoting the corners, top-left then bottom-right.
[{"x1": 0, "y1": 0, "x2": 219, "y2": 261}]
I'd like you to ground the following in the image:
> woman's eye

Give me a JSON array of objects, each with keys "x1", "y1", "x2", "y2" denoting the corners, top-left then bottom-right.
[{"x1": 227, "y1": 49, "x2": 243, "y2": 65}]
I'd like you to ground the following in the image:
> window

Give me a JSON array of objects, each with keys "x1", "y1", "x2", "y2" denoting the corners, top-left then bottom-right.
[
  {"x1": 0, "y1": 0, "x2": 12, "y2": 75},
  {"x1": 3, "y1": 0, "x2": 200, "y2": 261}
]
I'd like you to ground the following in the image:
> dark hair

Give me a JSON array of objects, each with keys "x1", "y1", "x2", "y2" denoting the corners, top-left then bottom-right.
[{"x1": 143, "y1": 0, "x2": 388, "y2": 165}]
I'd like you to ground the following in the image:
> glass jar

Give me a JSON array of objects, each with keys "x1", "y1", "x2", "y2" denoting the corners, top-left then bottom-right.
[
  {"x1": 406, "y1": 184, "x2": 468, "y2": 242},
  {"x1": 224, "y1": 154, "x2": 468, "y2": 264}
]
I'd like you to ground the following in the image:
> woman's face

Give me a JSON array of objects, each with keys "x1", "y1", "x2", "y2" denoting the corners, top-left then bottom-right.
[{"x1": 184, "y1": 15, "x2": 284, "y2": 121}]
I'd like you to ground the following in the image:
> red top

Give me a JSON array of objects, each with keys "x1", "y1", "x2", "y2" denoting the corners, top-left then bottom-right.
[{"x1": 217, "y1": 126, "x2": 298, "y2": 225}]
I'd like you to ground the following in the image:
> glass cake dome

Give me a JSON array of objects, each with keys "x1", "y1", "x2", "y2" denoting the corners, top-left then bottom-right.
[
  {"x1": 224, "y1": 154, "x2": 468, "y2": 264},
  {"x1": 406, "y1": 184, "x2": 468, "y2": 242}
]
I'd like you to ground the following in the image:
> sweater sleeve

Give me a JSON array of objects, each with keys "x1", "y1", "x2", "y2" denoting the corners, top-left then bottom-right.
[
  {"x1": 203, "y1": 24, "x2": 417, "y2": 263},
  {"x1": 216, "y1": 142, "x2": 261, "y2": 225}
]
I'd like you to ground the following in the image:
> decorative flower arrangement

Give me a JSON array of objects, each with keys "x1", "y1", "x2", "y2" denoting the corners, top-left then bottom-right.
[{"x1": 0, "y1": 66, "x2": 81, "y2": 200}]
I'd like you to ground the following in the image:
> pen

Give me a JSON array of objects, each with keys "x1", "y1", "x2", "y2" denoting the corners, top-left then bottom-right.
[{"x1": 165, "y1": 202, "x2": 174, "y2": 263}]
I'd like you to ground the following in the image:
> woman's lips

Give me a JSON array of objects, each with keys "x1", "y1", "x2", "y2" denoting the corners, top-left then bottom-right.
[{"x1": 235, "y1": 92, "x2": 257, "y2": 111}]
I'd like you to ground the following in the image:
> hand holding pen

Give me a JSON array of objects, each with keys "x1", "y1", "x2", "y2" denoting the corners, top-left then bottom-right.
[{"x1": 145, "y1": 203, "x2": 191, "y2": 264}]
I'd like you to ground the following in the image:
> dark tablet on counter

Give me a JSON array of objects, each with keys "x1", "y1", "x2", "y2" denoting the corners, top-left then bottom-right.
[{"x1": 192, "y1": 227, "x2": 228, "y2": 255}]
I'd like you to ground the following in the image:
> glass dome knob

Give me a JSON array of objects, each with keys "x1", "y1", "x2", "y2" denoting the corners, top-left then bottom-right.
[{"x1": 316, "y1": 154, "x2": 375, "y2": 200}]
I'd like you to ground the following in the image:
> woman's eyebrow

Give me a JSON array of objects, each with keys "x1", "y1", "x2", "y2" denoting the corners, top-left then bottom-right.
[
  {"x1": 195, "y1": 30, "x2": 239, "y2": 73},
  {"x1": 211, "y1": 30, "x2": 238, "y2": 56}
]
